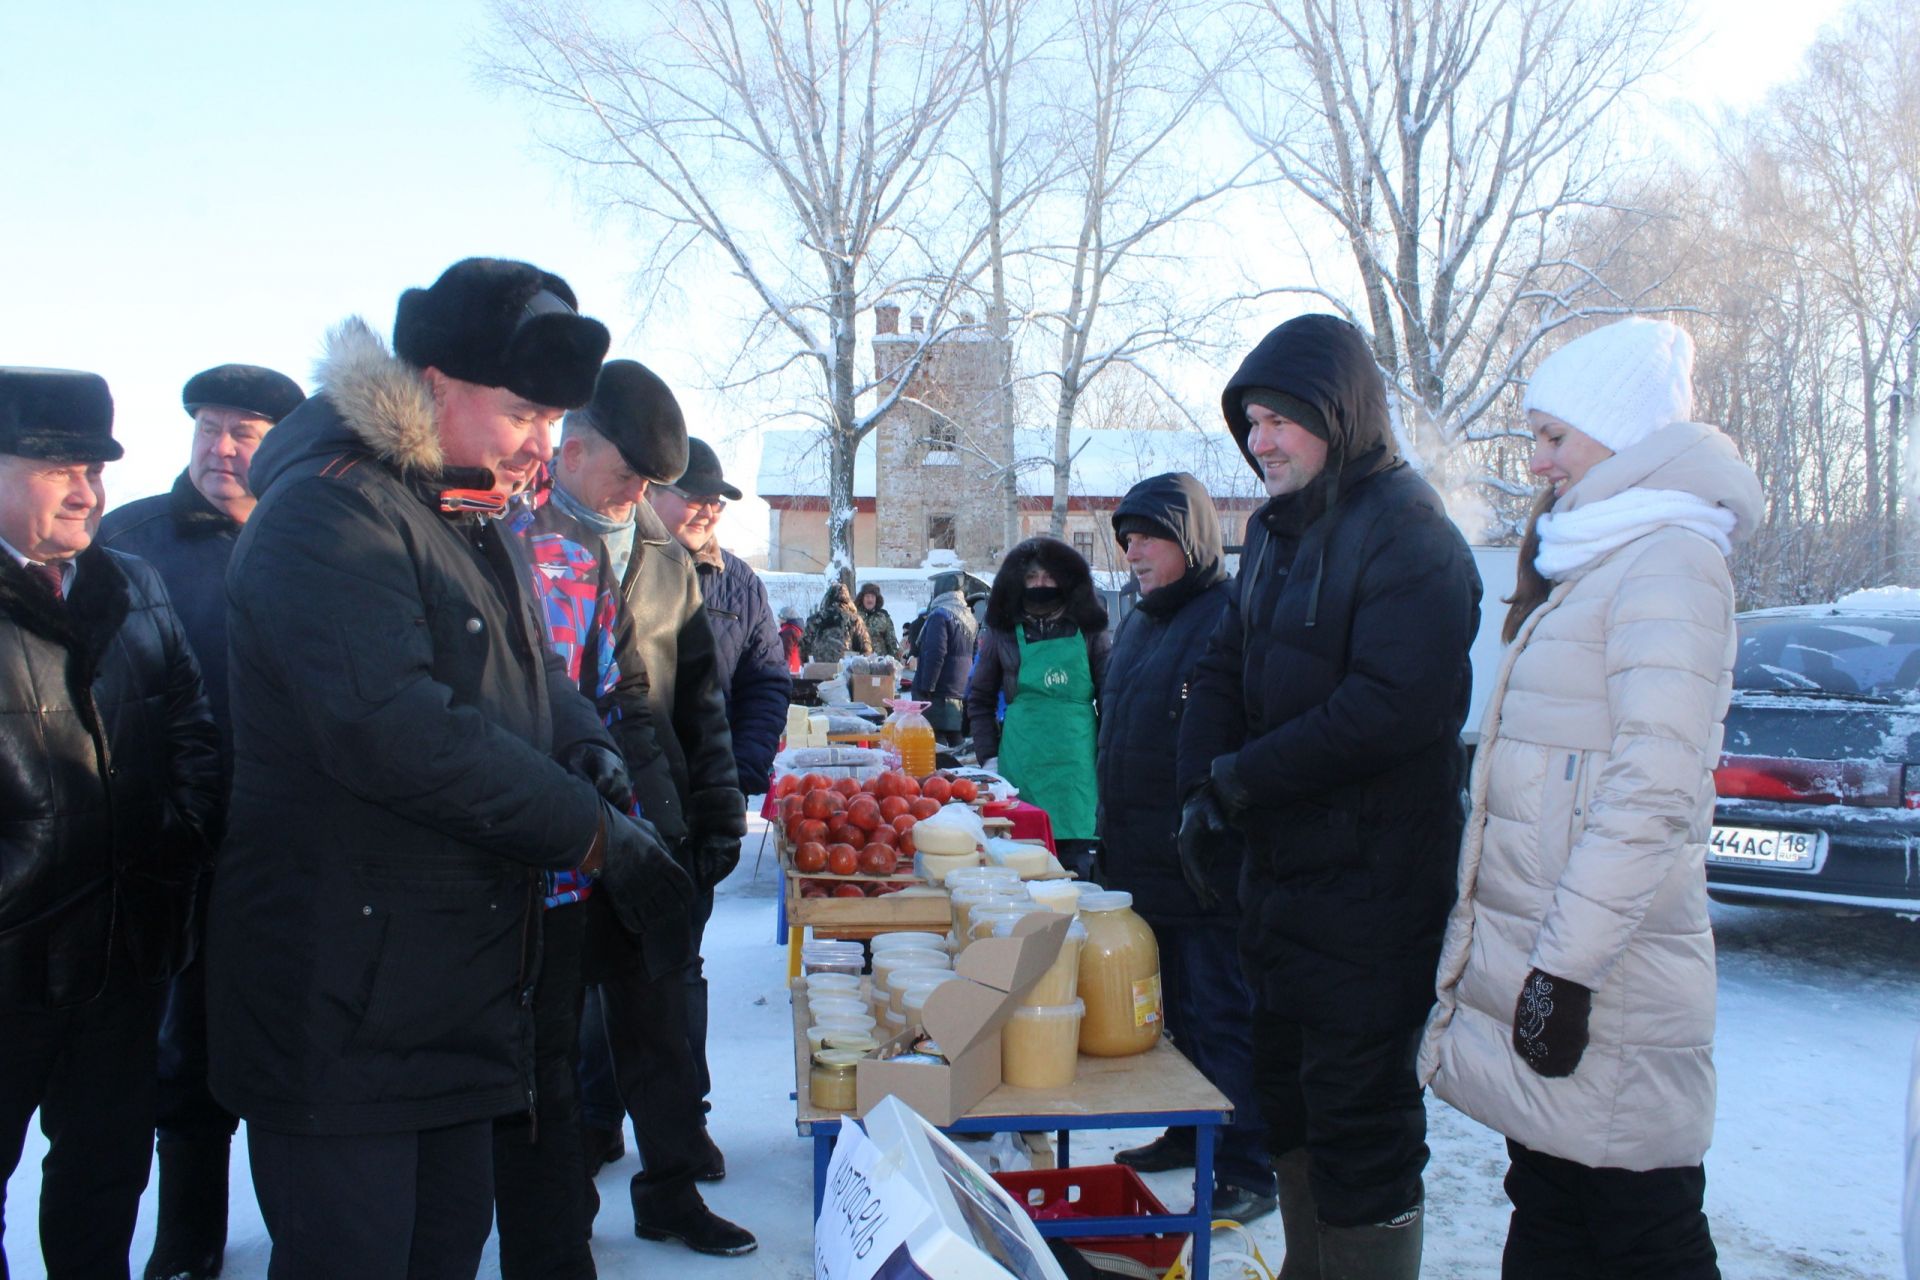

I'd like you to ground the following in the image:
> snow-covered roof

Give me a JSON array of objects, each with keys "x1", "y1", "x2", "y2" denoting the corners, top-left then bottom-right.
[
  {"x1": 755, "y1": 426, "x2": 1260, "y2": 501},
  {"x1": 1744, "y1": 587, "x2": 1920, "y2": 619}
]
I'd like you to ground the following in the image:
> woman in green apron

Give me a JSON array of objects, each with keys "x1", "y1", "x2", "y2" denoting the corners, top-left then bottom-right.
[{"x1": 966, "y1": 537, "x2": 1112, "y2": 879}]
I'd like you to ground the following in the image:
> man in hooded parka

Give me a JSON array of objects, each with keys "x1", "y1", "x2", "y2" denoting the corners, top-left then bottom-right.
[{"x1": 1177, "y1": 315, "x2": 1481, "y2": 1277}]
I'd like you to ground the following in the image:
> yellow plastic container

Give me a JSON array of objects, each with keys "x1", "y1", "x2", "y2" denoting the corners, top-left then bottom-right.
[
  {"x1": 1001, "y1": 1000, "x2": 1085, "y2": 1088},
  {"x1": 1076, "y1": 890, "x2": 1162, "y2": 1057}
]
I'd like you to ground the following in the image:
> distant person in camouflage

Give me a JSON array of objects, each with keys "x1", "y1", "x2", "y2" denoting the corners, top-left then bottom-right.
[
  {"x1": 854, "y1": 582, "x2": 897, "y2": 658},
  {"x1": 801, "y1": 581, "x2": 872, "y2": 663}
]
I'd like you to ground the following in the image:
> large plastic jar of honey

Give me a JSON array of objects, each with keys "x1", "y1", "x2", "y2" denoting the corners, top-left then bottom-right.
[{"x1": 1076, "y1": 890, "x2": 1162, "y2": 1057}]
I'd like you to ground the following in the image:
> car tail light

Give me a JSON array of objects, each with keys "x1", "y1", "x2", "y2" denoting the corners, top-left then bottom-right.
[
  {"x1": 1713, "y1": 755, "x2": 1899, "y2": 807},
  {"x1": 1905, "y1": 765, "x2": 1920, "y2": 810}
]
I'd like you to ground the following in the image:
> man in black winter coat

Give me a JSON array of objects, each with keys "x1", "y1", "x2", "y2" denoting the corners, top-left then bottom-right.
[
  {"x1": 207, "y1": 259, "x2": 688, "y2": 1280},
  {"x1": 0, "y1": 368, "x2": 222, "y2": 1280},
  {"x1": 99, "y1": 361, "x2": 305, "y2": 1280},
  {"x1": 1097, "y1": 471, "x2": 1277, "y2": 1226},
  {"x1": 1177, "y1": 315, "x2": 1480, "y2": 1278}
]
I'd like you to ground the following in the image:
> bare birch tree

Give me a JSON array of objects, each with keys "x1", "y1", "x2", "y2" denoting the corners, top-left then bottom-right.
[
  {"x1": 1226, "y1": 0, "x2": 1681, "y2": 461},
  {"x1": 490, "y1": 0, "x2": 975, "y2": 580}
]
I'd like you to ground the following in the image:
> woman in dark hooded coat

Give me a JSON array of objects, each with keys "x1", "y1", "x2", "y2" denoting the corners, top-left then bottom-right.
[
  {"x1": 801, "y1": 581, "x2": 872, "y2": 663},
  {"x1": 967, "y1": 537, "x2": 1110, "y2": 875}
]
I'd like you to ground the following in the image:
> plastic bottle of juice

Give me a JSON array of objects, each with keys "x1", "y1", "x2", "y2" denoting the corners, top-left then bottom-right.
[{"x1": 883, "y1": 698, "x2": 937, "y2": 778}]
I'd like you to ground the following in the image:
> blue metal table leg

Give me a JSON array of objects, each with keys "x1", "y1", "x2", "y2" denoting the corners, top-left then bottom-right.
[
  {"x1": 776, "y1": 879, "x2": 789, "y2": 945},
  {"x1": 813, "y1": 1130, "x2": 834, "y2": 1221},
  {"x1": 1057, "y1": 1128, "x2": 1070, "y2": 1168},
  {"x1": 1191, "y1": 1122, "x2": 1216, "y2": 1280}
]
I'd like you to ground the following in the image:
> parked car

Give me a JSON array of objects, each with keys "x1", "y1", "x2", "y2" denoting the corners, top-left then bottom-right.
[{"x1": 1707, "y1": 591, "x2": 1920, "y2": 911}]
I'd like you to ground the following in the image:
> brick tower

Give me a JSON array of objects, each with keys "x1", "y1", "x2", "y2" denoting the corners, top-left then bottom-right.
[{"x1": 872, "y1": 305, "x2": 1017, "y2": 569}]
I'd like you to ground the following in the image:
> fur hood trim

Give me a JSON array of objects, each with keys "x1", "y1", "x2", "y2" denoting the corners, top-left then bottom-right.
[{"x1": 316, "y1": 318, "x2": 443, "y2": 475}]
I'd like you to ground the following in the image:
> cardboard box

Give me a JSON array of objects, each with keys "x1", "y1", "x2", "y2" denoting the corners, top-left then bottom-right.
[
  {"x1": 849, "y1": 672, "x2": 898, "y2": 709},
  {"x1": 856, "y1": 913, "x2": 1069, "y2": 1125},
  {"x1": 802, "y1": 662, "x2": 841, "y2": 681}
]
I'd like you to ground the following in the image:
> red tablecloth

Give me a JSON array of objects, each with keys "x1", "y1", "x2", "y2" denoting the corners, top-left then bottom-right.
[{"x1": 983, "y1": 799, "x2": 1055, "y2": 852}]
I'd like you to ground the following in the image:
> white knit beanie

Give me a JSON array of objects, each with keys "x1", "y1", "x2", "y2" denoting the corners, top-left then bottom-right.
[{"x1": 1523, "y1": 318, "x2": 1695, "y2": 454}]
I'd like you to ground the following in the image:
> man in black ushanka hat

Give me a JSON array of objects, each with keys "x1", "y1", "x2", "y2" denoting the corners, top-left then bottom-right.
[
  {"x1": 100, "y1": 361, "x2": 304, "y2": 1280},
  {"x1": 0, "y1": 368, "x2": 222, "y2": 1280},
  {"x1": 206, "y1": 261, "x2": 691, "y2": 1279}
]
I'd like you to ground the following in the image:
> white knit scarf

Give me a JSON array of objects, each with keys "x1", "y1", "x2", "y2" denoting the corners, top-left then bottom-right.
[{"x1": 1534, "y1": 487, "x2": 1737, "y2": 580}]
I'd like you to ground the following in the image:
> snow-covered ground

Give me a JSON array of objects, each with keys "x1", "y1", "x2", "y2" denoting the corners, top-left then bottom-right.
[{"x1": 7, "y1": 813, "x2": 1916, "y2": 1278}]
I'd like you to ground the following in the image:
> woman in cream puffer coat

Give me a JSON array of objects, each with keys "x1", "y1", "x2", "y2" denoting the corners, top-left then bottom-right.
[{"x1": 1419, "y1": 319, "x2": 1761, "y2": 1277}]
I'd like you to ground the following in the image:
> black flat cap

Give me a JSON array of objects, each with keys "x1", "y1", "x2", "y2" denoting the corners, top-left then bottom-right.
[
  {"x1": 677, "y1": 437, "x2": 742, "y2": 501},
  {"x1": 577, "y1": 359, "x2": 688, "y2": 482},
  {"x1": 0, "y1": 367, "x2": 121, "y2": 462},
  {"x1": 182, "y1": 364, "x2": 307, "y2": 423},
  {"x1": 393, "y1": 257, "x2": 610, "y2": 410}
]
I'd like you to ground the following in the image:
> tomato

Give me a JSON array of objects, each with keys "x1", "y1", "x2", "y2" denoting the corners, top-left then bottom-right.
[
  {"x1": 896, "y1": 831, "x2": 915, "y2": 858},
  {"x1": 793, "y1": 841, "x2": 828, "y2": 873},
  {"x1": 833, "y1": 777, "x2": 862, "y2": 799},
  {"x1": 921, "y1": 776, "x2": 952, "y2": 805},
  {"x1": 823, "y1": 789, "x2": 848, "y2": 814},
  {"x1": 909, "y1": 797, "x2": 940, "y2": 820},
  {"x1": 802, "y1": 790, "x2": 834, "y2": 821},
  {"x1": 846, "y1": 796, "x2": 882, "y2": 832},
  {"x1": 780, "y1": 794, "x2": 805, "y2": 822},
  {"x1": 874, "y1": 771, "x2": 903, "y2": 799},
  {"x1": 801, "y1": 880, "x2": 830, "y2": 898},
  {"x1": 832, "y1": 882, "x2": 868, "y2": 898},
  {"x1": 776, "y1": 774, "x2": 802, "y2": 798},
  {"x1": 891, "y1": 813, "x2": 917, "y2": 836},
  {"x1": 899, "y1": 774, "x2": 921, "y2": 797},
  {"x1": 827, "y1": 822, "x2": 867, "y2": 851},
  {"x1": 826, "y1": 844, "x2": 860, "y2": 876},
  {"x1": 950, "y1": 778, "x2": 978, "y2": 804},
  {"x1": 796, "y1": 818, "x2": 829, "y2": 846},
  {"x1": 861, "y1": 776, "x2": 883, "y2": 795},
  {"x1": 867, "y1": 824, "x2": 897, "y2": 849},
  {"x1": 878, "y1": 795, "x2": 910, "y2": 821},
  {"x1": 784, "y1": 816, "x2": 807, "y2": 843},
  {"x1": 858, "y1": 845, "x2": 894, "y2": 875},
  {"x1": 801, "y1": 773, "x2": 832, "y2": 794}
]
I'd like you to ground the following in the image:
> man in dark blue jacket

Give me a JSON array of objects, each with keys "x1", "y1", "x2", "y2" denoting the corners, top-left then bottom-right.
[
  {"x1": 648, "y1": 437, "x2": 788, "y2": 795},
  {"x1": 100, "y1": 361, "x2": 305, "y2": 1280},
  {"x1": 1097, "y1": 472, "x2": 1276, "y2": 1226},
  {"x1": 907, "y1": 570, "x2": 976, "y2": 744}
]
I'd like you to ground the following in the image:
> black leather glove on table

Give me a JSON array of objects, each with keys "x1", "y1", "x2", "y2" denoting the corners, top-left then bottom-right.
[
  {"x1": 561, "y1": 741, "x2": 634, "y2": 810},
  {"x1": 597, "y1": 800, "x2": 693, "y2": 937},
  {"x1": 1513, "y1": 967, "x2": 1593, "y2": 1078}
]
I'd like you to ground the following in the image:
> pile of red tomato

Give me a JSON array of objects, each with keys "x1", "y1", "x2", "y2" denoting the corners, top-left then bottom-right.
[{"x1": 775, "y1": 769, "x2": 981, "y2": 898}]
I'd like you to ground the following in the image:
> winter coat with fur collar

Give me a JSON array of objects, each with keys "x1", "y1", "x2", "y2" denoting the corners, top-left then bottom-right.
[
  {"x1": 1419, "y1": 422, "x2": 1761, "y2": 1170},
  {"x1": 206, "y1": 319, "x2": 618, "y2": 1135},
  {"x1": 0, "y1": 545, "x2": 221, "y2": 1009}
]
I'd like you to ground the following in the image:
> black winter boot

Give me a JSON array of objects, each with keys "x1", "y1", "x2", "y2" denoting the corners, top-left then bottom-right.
[
  {"x1": 1317, "y1": 1204, "x2": 1422, "y2": 1280},
  {"x1": 1274, "y1": 1148, "x2": 1321, "y2": 1279},
  {"x1": 1115, "y1": 1129, "x2": 1195, "y2": 1173},
  {"x1": 143, "y1": 1136, "x2": 231, "y2": 1280},
  {"x1": 632, "y1": 1182, "x2": 757, "y2": 1257}
]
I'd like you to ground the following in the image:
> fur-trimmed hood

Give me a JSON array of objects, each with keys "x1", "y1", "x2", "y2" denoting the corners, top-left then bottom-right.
[{"x1": 249, "y1": 319, "x2": 444, "y2": 499}]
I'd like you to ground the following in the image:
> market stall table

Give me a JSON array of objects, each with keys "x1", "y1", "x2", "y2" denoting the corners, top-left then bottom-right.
[{"x1": 790, "y1": 982, "x2": 1233, "y2": 1280}]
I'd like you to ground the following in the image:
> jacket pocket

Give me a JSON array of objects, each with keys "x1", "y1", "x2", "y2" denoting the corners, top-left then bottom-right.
[
  {"x1": 1251, "y1": 802, "x2": 1361, "y2": 880},
  {"x1": 1535, "y1": 750, "x2": 1590, "y2": 888}
]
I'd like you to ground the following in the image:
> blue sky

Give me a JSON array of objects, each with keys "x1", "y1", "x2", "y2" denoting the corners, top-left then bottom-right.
[{"x1": 0, "y1": 0, "x2": 1846, "y2": 554}]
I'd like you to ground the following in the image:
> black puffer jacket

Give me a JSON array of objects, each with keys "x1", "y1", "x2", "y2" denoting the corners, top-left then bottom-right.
[
  {"x1": 99, "y1": 473, "x2": 240, "y2": 780},
  {"x1": 1096, "y1": 473, "x2": 1236, "y2": 919},
  {"x1": 208, "y1": 320, "x2": 617, "y2": 1136},
  {"x1": 0, "y1": 546, "x2": 221, "y2": 1010},
  {"x1": 1178, "y1": 314, "x2": 1482, "y2": 1035},
  {"x1": 967, "y1": 537, "x2": 1111, "y2": 761}
]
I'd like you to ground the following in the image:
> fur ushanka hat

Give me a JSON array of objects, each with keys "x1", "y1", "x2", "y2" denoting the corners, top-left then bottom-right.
[
  {"x1": 393, "y1": 258, "x2": 609, "y2": 410},
  {"x1": 0, "y1": 367, "x2": 121, "y2": 462}
]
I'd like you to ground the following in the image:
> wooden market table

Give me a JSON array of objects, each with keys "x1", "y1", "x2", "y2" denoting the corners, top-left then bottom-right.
[{"x1": 790, "y1": 982, "x2": 1233, "y2": 1280}]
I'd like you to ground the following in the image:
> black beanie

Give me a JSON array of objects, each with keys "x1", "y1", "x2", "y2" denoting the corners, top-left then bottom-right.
[
  {"x1": 393, "y1": 258, "x2": 610, "y2": 410},
  {"x1": 1240, "y1": 387, "x2": 1329, "y2": 441},
  {"x1": 182, "y1": 364, "x2": 306, "y2": 423},
  {"x1": 577, "y1": 359, "x2": 689, "y2": 482},
  {"x1": 1112, "y1": 511, "x2": 1177, "y2": 549}
]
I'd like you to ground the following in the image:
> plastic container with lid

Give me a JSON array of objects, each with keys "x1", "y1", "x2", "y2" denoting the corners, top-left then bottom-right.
[
  {"x1": 1028, "y1": 880, "x2": 1084, "y2": 915},
  {"x1": 801, "y1": 940, "x2": 865, "y2": 978},
  {"x1": 869, "y1": 949, "x2": 951, "y2": 1017},
  {"x1": 969, "y1": 904, "x2": 1040, "y2": 946},
  {"x1": 870, "y1": 931, "x2": 947, "y2": 955},
  {"x1": 806, "y1": 1014, "x2": 878, "y2": 1050},
  {"x1": 950, "y1": 889, "x2": 1029, "y2": 949},
  {"x1": 997, "y1": 914, "x2": 1085, "y2": 1006},
  {"x1": 1076, "y1": 890, "x2": 1162, "y2": 1057},
  {"x1": 898, "y1": 975, "x2": 962, "y2": 1025},
  {"x1": 809, "y1": 1049, "x2": 864, "y2": 1112},
  {"x1": 1001, "y1": 1000, "x2": 1085, "y2": 1088},
  {"x1": 804, "y1": 972, "x2": 864, "y2": 999},
  {"x1": 890, "y1": 969, "x2": 962, "y2": 1017},
  {"x1": 948, "y1": 865, "x2": 1023, "y2": 893},
  {"x1": 806, "y1": 995, "x2": 869, "y2": 1022}
]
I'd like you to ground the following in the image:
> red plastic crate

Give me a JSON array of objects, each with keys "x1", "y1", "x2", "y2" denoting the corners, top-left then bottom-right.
[{"x1": 993, "y1": 1164, "x2": 1188, "y2": 1273}]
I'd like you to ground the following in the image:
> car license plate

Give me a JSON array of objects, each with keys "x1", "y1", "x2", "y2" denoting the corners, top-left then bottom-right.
[{"x1": 1707, "y1": 824, "x2": 1823, "y2": 869}]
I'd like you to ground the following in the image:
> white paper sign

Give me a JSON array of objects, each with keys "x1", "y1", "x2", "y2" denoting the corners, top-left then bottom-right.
[{"x1": 815, "y1": 1122, "x2": 935, "y2": 1280}]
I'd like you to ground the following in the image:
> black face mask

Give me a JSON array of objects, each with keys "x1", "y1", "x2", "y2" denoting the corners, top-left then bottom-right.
[{"x1": 1024, "y1": 584, "x2": 1064, "y2": 611}]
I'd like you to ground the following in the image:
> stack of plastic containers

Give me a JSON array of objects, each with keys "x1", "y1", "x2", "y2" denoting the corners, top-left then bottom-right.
[{"x1": 998, "y1": 908, "x2": 1087, "y2": 1088}]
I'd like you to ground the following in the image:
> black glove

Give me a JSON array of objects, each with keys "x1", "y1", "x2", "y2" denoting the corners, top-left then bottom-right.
[
  {"x1": 1209, "y1": 752, "x2": 1253, "y2": 823},
  {"x1": 562, "y1": 741, "x2": 633, "y2": 810},
  {"x1": 1175, "y1": 783, "x2": 1234, "y2": 910},
  {"x1": 597, "y1": 801, "x2": 693, "y2": 938},
  {"x1": 691, "y1": 832, "x2": 743, "y2": 893},
  {"x1": 1513, "y1": 968, "x2": 1593, "y2": 1078}
]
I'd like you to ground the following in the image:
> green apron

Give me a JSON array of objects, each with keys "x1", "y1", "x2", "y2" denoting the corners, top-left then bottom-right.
[{"x1": 999, "y1": 625, "x2": 1099, "y2": 840}]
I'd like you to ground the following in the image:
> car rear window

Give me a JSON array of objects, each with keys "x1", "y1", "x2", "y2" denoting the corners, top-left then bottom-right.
[{"x1": 1735, "y1": 615, "x2": 1920, "y2": 698}]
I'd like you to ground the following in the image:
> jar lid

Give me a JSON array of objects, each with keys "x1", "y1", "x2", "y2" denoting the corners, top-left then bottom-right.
[
  {"x1": 821, "y1": 1033, "x2": 878, "y2": 1053},
  {"x1": 871, "y1": 932, "x2": 944, "y2": 952},
  {"x1": 871, "y1": 948, "x2": 949, "y2": 970},
  {"x1": 1076, "y1": 889, "x2": 1134, "y2": 912},
  {"x1": 885, "y1": 966, "x2": 954, "y2": 992},
  {"x1": 811, "y1": 1049, "x2": 864, "y2": 1070},
  {"x1": 1011, "y1": 998, "x2": 1086, "y2": 1019}
]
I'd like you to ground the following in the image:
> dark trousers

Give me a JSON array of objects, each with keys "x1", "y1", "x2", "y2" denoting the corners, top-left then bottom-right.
[
  {"x1": 1145, "y1": 918, "x2": 1273, "y2": 1194},
  {"x1": 684, "y1": 886, "x2": 714, "y2": 1105},
  {"x1": 579, "y1": 894, "x2": 708, "y2": 1217},
  {"x1": 492, "y1": 902, "x2": 594, "y2": 1280},
  {"x1": 1503, "y1": 1140, "x2": 1720, "y2": 1279},
  {"x1": 1251, "y1": 1009, "x2": 1427, "y2": 1228},
  {"x1": 155, "y1": 899, "x2": 238, "y2": 1142},
  {"x1": 248, "y1": 1120, "x2": 493, "y2": 1280},
  {"x1": 0, "y1": 971, "x2": 162, "y2": 1280}
]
